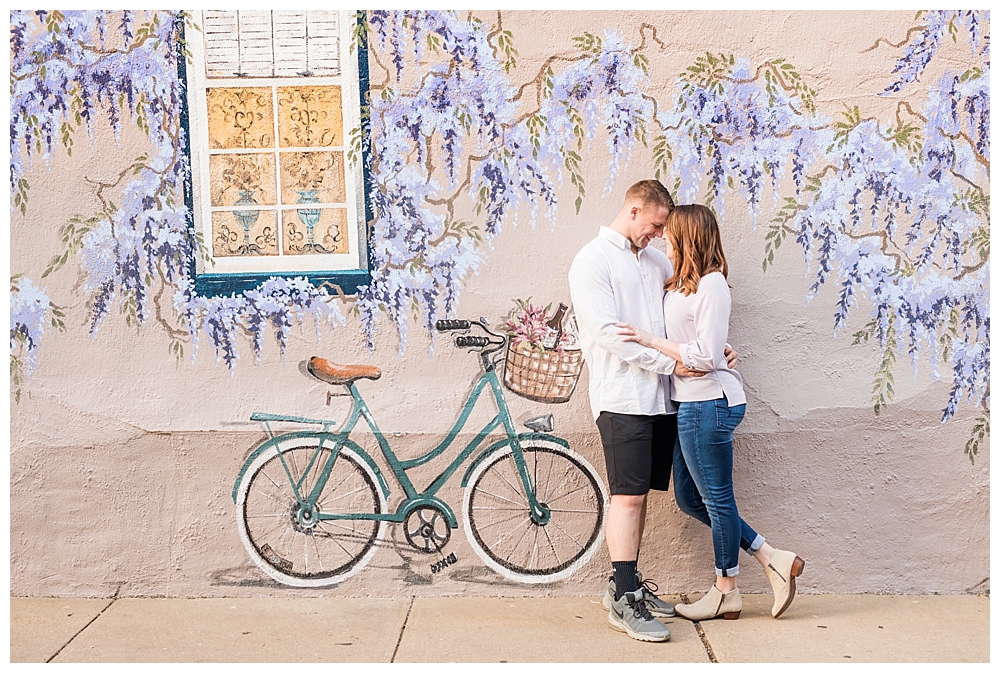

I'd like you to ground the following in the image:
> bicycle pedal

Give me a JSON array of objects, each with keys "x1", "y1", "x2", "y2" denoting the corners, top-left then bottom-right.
[
  {"x1": 430, "y1": 552, "x2": 458, "y2": 574},
  {"x1": 260, "y1": 544, "x2": 293, "y2": 572}
]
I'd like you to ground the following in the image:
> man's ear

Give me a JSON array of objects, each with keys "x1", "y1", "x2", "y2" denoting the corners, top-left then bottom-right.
[{"x1": 630, "y1": 205, "x2": 640, "y2": 219}]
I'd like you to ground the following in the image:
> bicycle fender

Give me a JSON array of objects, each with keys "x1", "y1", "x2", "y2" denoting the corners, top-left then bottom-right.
[
  {"x1": 459, "y1": 432, "x2": 570, "y2": 488},
  {"x1": 231, "y1": 432, "x2": 390, "y2": 503}
]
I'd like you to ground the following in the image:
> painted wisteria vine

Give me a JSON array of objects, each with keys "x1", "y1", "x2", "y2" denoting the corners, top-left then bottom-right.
[
  {"x1": 650, "y1": 9, "x2": 989, "y2": 459},
  {"x1": 9, "y1": 10, "x2": 990, "y2": 459},
  {"x1": 356, "y1": 11, "x2": 656, "y2": 350},
  {"x1": 9, "y1": 275, "x2": 64, "y2": 402}
]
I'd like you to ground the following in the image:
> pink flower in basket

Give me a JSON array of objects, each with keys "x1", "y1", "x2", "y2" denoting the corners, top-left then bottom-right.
[{"x1": 500, "y1": 299, "x2": 570, "y2": 353}]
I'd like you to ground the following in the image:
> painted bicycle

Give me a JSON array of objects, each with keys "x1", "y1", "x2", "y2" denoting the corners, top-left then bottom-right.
[{"x1": 232, "y1": 317, "x2": 608, "y2": 587}]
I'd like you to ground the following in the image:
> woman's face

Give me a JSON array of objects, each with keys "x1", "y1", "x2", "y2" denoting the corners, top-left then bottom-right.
[{"x1": 663, "y1": 234, "x2": 678, "y2": 266}]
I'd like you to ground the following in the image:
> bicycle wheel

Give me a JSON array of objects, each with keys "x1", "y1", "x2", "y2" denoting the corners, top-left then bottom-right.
[
  {"x1": 235, "y1": 437, "x2": 386, "y2": 587},
  {"x1": 463, "y1": 438, "x2": 607, "y2": 583}
]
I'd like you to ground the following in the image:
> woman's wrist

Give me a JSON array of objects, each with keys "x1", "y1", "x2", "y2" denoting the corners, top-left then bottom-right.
[{"x1": 654, "y1": 337, "x2": 681, "y2": 362}]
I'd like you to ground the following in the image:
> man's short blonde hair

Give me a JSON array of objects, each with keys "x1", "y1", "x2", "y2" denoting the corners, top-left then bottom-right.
[{"x1": 625, "y1": 179, "x2": 675, "y2": 211}]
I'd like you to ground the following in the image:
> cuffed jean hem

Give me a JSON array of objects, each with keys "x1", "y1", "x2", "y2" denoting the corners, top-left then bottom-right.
[
  {"x1": 716, "y1": 564, "x2": 740, "y2": 577},
  {"x1": 747, "y1": 534, "x2": 765, "y2": 555}
]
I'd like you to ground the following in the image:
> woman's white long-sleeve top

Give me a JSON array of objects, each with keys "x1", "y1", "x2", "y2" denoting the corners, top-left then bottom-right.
[{"x1": 663, "y1": 271, "x2": 746, "y2": 406}]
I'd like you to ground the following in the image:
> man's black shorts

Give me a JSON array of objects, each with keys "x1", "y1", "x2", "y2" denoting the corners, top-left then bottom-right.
[{"x1": 596, "y1": 412, "x2": 677, "y2": 496}]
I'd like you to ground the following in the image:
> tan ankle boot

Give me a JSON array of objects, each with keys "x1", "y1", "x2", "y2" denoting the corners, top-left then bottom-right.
[
  {"x1": 675, "y1": 585, "x2": 742, "y2": 621},
  {"x1": 763, "y1": 549, "x2": 805, "y2": 618}
]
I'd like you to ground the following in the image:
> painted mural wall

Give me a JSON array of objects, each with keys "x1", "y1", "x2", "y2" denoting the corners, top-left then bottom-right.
[{"x1": 10, "y1": 10, "x2": 989, "y2": 598}]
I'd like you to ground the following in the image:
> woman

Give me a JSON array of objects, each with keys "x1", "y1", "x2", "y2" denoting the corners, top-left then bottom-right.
[{"x1": 617, "y1": 204, "x2": 804, "y2": 621}]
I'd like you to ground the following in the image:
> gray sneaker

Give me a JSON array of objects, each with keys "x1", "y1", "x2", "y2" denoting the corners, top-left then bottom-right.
[
  {"x1": 603, "y1": 573, "x2": 676, "y2": 617},
  {"x1": 608, "y1": 590, "x2": 671, "y2": 642}
]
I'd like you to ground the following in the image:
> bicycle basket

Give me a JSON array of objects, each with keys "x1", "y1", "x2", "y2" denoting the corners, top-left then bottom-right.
[{"x1": 502, "y1": 341, "x2": 583, "y2": 404}]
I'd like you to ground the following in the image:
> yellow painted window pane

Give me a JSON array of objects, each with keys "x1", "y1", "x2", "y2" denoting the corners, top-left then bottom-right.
[
  {"x1": 278, "y1": 85, "x2": 343, "y2": 148},
  {"x1": 207, "y1": 87, "x2": 275, "y2": 150},
  {"x1": 209, "y1": 153, "x2": 278, "y2": 207},
  {"x1": 280, "y1": 151, "x2": 346, "y2": 204}
]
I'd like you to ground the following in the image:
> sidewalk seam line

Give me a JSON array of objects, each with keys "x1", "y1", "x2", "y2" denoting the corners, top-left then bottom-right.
[
  {"x1": 46, "y1": 588, "x2": 121, "y2": 663},
  {"x1": 390, "y1": 596, "x2": 415, "y2": 663},
  {"x1": 680, "y1": 592, "x2": 718, "y2": 663}
]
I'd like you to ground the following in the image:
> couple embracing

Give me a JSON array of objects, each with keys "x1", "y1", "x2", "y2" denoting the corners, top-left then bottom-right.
[{"x1": 568, "y1": 180, "x2": 805, "y2": 642}]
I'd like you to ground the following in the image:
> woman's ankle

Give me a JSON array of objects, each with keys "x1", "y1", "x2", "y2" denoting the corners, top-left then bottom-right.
[
  {"x1": 754, "y1": 542, "x2": 775, "y2": 567},
  {"x1": 715, "y1": 577, "x2": 738, "y2": 593}
]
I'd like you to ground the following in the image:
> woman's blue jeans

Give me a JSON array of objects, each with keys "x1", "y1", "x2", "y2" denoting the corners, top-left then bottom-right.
[{"x1": 673, "y1": 396, "x2": 763, "y2": 577}]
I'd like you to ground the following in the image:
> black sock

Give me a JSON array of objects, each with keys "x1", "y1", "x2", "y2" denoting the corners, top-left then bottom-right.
[{"x1": 612, "y1": 560, "x2": 638, "y2": 601}]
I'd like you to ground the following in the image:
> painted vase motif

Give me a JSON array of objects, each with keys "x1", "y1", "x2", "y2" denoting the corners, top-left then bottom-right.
[
  {"x1": 232, "y1": 189, "x2": 267, "y2": 255},
  {"x1": 293, "y1": 189, "x2": 332, "y2": 254}
]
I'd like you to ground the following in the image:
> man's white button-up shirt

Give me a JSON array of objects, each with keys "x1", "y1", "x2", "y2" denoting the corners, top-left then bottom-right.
[{"x1": 568, "y1": 226, "x2": 676, "y2": 420}]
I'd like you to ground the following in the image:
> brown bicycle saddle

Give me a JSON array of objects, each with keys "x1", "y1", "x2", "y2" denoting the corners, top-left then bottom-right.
[{"x1": 307, "y1": 356, "x2": 382, "y2": 385}]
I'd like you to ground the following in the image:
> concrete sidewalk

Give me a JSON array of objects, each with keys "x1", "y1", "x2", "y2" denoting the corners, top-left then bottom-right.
[{"x1": 11, "y1": 594, "x2": 989, "y2": 663}]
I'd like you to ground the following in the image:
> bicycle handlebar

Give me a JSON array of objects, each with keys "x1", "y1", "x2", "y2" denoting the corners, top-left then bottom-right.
[
  {"x1": 435, "y1": 319, "x2": 470, "y2": 331},
  {"x1": 455, "y1": 335, "x2": 491, "y2": 348},
  {"x1": 440, "y1": 318, "x2": 507, "y2": 370}
]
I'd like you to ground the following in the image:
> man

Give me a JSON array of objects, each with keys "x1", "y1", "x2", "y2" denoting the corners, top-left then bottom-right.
[{"x1": 568, "y1": 180, "x2": 734, "y2": 642}]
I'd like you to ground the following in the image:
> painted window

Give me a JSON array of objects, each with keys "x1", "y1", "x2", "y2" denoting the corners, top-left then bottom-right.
[{"x1": 183, "y1": 10, "x2": 371, "y2": 296}]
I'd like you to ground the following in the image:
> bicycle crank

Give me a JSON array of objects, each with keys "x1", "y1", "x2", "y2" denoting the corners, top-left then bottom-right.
[{"x1": 403, "y1": 506, "x2": 451, "y2": 553}]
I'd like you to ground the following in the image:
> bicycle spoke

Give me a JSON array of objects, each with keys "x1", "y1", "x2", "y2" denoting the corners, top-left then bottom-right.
[
  {"x1": 251, "y1": 516, "x2": 290, "y2": 544},
  {"x1": 316, "y1": 468, "x2": 356, "y2": 505},
  {"x1": 468, "y1": 515, "x2": 515, "y2": 531},
  {"x1": 545, "y1": 482, "x2": 593, "y2": 505},
  {"x1": 302, "y1": 529, "x2": 310, "y2": 574},
  {"x1": 545, "y1": 508, "x2": 598, "y2": 514},
  {"x1": 540, "y1": 521, "x2": 562, "y2": 566},
  {"x1": 260, "y1": 468, "x2": 295, "y2": 501},
  {"x1": 328, "y1": 531, "x2": 357, "y2": 561},
  {"x1": 284, "y1": 449, "x2": 303, "y2": 494},
  {"x1": 471, "y1": 506, "x2": 530, "y2": 511},
  {"x1": 535, "y1": 461, "x2": 578, "y2": 503},
  {"x1": 471, "y1": 486, "x2": 524, "y2": 508},
  {"x1": 493, "y1": 462, "x2": 529, "y2": 505},
  {"x1": 539, "y1": 450, "x2": 557, "y2": 502},
  {"x1": 547, "y1": 518, "x2": 587, "y2": 551},
  {"x1": 485, "y1": 514, "x2": 530, "y2": 552},
  {"x1": 311, "y1": 534, "x2": 325, "y2": 573},
  {"x1": 504, "y1": 517, "x2": 535, "y2": 564},
  {"x1": 251, "y1": 477, "x2": 294, "y2": 507},
  {"x1": 320, "y1": 483, "x2": 367, "y2": 506}
]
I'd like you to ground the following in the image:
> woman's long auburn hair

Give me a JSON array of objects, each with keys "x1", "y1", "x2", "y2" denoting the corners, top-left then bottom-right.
[{"x1": 663, "y1": 204, "x2": 729, "y2": 296}]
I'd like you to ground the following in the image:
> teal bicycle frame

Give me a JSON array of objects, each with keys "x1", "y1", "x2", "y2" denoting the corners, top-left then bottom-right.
[{"x1": 232, "y1": 361, "x2": 556, "y2": 531}]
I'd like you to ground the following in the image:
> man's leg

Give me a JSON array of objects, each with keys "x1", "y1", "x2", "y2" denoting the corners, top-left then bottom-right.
[
  {"x1": 596, "y1": 412, "x2": 670, "y2": 641},
  {"x1": 606, "y1": 493, "x2": 646, "y2": 598},
  {"x1": 596, "y1": 412, "x2": 654, "y2": 599}
]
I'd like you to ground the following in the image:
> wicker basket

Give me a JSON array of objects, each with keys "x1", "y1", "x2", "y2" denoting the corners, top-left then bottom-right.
[{"x1": 502, "y1": 341, "x2": 584, "y2": 404}]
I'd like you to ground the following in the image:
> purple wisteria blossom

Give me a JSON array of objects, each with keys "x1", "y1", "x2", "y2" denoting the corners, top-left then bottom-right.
[{"x1": 9, "y1": 10, "x2": 990, "y2": 456}]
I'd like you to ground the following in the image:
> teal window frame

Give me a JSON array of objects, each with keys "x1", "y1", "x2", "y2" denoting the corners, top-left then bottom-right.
[{"x1": 178, "y1": 12, "x2": 373, "y2": 297}]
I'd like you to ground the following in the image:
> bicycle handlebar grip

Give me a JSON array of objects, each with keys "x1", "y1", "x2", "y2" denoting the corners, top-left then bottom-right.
[
  {"x1": 436, "y1": 319, "x2": 471, "y2": 331},
  {"x1": 455, "y1": 335, "x2": 490, "y2": 348}
]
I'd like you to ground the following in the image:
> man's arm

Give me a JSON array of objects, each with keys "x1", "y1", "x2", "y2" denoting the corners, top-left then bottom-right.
[{"x1": 569, "y1": 251, "x2": 675, "y2": 375}]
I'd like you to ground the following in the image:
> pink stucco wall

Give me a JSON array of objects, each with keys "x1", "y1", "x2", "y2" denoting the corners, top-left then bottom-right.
[{"x1": 10, "y1": 10, "x2": 989, "y2": 598}]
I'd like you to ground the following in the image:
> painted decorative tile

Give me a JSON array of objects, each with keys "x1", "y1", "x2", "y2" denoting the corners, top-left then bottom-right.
[
  {"x1": 212, "y1": 210, "x2": 278, "y2": 257},
  {"x1": 207, "y1": 87, "x2": 275, "y2": 150},
  {"x1": 283, "y1": 207, "x2": 349, "y2": 255},
  {"x1": 209, "y1": 153, "x2": 277, "y2": 207},
  {"x1": 277, "y1": 86, "x2": 343, "y2": 148},
  {"x1": 280, "y1": 151, "x2": 346, "y2": 204}
]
